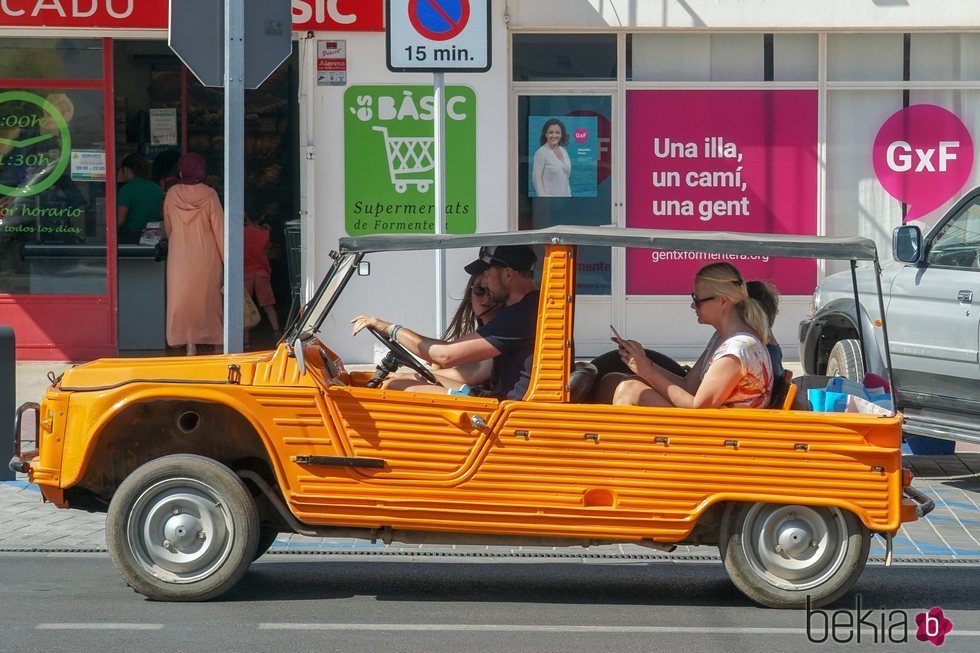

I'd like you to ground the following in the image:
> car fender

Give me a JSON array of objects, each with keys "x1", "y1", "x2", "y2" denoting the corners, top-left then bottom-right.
[
  {"x1": 801, "y1": 298, "x2": 886, "y2": 377},
  {"x1": 58, "y1": 384, "x2": 287, "y2": 492}
]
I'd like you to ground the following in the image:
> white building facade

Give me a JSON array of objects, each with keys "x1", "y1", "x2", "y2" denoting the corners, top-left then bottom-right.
[
  {"x1": 2, "y1": 1, "x2": 978, "y2": 361},
  {"x1": 310, "y1": 0, "x2": 980, "y2": 364}
]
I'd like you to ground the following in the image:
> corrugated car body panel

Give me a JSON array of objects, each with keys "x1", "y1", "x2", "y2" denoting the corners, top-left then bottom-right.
[
  {"x1": 284, "y1": 398, "x2": 903, "y2": 540},
  {"x1": 323, "y1": 387, "x2": 498, "y2": 478},
  {"x1": 524, "y1": 245, "x2": 574, "y2": 403}
]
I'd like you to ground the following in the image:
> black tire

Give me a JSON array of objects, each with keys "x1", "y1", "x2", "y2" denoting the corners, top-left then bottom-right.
[
  {"x1": 106, "y1": 454, "x2": 259, "y2": 602},
  {"x1": 826, "y1": 339, "x2": 864, "y2": 382},
  {"x1": 253, "y1": 527, "x2": 280, "y2": 561},
  {"x1": 719, "y1": 502, "x2": 870, "y2": 609}
]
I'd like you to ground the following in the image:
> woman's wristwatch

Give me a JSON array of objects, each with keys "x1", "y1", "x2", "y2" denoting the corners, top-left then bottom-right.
[{"x1": 389, "y1": 324, "x2": 403, "y2": 343}]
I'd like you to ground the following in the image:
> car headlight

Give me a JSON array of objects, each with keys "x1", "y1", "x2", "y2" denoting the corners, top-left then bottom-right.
[{"x1": 806, "y1": 286, "x2": 821, "y2": 318}]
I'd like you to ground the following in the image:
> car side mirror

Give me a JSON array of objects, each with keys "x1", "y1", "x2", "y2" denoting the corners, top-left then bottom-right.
[
  {"x1": 893, "y1": 225, "x2": 922, "y2": 263},
  {"x1": 357, "y1": 261, "x2": 371, "y2": 276},
  {"x1": 292, "y1": 337, "x2": 307, "y2": 375}
]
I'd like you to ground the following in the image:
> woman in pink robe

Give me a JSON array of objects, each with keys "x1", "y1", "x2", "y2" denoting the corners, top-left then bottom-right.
[{"x1": 163, "y1": 153, "x2": 224, "y2": 355}]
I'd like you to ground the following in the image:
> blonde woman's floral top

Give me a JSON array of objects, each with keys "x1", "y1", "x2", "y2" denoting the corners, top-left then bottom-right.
[{"x1": 700, "y1": 332, "x2": 773, "y2": 408}]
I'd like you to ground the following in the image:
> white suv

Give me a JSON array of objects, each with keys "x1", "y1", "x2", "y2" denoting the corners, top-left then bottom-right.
[{"x1": 799, "y1": 187, "x2": 980, "y2": 446}]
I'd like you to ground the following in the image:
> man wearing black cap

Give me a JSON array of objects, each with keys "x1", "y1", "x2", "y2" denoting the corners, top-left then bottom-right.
[{"x1": 351, "y1": 244, "x2": 539, "y2": 400}]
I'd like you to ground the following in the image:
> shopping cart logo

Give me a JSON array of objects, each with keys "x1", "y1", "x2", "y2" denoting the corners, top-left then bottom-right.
[
  {"x1": 344, "y1": 84, "x2": 476, "y2": 235},
  {"x1": 372, "y1": 125, "x2": 434, "y2": 193}
]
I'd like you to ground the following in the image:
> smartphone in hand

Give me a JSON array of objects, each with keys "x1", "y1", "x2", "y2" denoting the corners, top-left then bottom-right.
[{"x1": 610, "y1": 324, "x2": 624, "y2": 343}]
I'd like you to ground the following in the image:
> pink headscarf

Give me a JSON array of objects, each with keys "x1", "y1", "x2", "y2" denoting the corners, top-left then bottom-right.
[{"x1": 177, "y1": 153, "x2": 206, "y2": 185}]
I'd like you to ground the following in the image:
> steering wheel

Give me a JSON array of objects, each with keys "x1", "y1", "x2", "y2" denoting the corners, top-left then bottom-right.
[{"x1": 367, "y1": 326, "x2": 439, "y2": 385}]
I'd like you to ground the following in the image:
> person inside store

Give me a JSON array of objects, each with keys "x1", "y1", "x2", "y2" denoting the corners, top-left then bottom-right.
[
  {"x1": 381, "y1": 271, "x2": 505, "y2": 392},
  {"x1": 163, "y1": 153, "x2": 224, "y2": 356},
  {"x1": 244, "y1": 209, "x2": 282, "y2": 346},
  {"x1": 596, "y1": 262, "x2": 775, "y2": 409},
  {"x1": 531, "y1": 118, "x2": 572, "y2": 197},
  {"x1": 116, "y1": 154, "x2": 163, "y2": 244},
  {"x1": 351, "y1": 245, "x2": 539, "y2": 400},
  {"x1": 151, "y1": 148, "x2": 181, "y2": 193}
]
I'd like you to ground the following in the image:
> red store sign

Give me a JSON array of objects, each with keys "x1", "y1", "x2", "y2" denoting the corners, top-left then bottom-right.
[{"x1": 0, "y1": 0, "x2": 383, "y2": 31}]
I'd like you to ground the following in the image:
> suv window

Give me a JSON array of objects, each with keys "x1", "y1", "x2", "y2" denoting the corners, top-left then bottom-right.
[{"x1": 927, "y1": 198, "x2": 980, "y2": 269}]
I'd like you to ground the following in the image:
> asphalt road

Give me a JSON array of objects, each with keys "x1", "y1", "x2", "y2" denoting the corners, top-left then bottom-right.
[{"x1": 2, "y1": 553, "x2": 978, "y2": 653}]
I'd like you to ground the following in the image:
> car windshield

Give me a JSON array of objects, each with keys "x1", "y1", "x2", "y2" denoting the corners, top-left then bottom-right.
[{"x1": 289, "y1": 252, "x2": 361, "y2": 339}]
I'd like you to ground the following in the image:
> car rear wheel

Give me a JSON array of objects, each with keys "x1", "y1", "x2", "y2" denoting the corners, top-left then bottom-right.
[
  {"x1": 719, "y1": 502, "x2": 870, "y2": 609},
  {"x1": 826, "y1": 339, "x2": 864, "y2": 381},
  {"x1": 106, "y1": 454, "x2": 259, "y2": 601}
]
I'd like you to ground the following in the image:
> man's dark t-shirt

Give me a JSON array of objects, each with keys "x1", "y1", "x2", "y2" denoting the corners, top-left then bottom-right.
[{"x1": 476, "y1": 290, "x2": 539, "y2": 400}]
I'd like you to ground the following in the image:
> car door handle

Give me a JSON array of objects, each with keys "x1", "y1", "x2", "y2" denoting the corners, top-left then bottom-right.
[{"x1": 958, "y1": 290, "x2": 973, "y2": 304}]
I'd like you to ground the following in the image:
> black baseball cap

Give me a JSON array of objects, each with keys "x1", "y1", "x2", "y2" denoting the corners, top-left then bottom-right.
[{"x1": 464, "y1": 245, "x2": 537, "y2": 275}]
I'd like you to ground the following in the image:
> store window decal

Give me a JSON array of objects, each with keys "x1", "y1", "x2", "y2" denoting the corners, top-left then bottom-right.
[
  {"x1": 873, "y1": 104, "x2": 975, "y2": 221},
  {"x1": 625, "y1": 89, "x2": 818, "y2": 295},
  {"x1": 518, "y1": 95, "x2": 613, "y2": 296},
  {"x1": 527, "y1": 115, "x2": 597, "y2": 198},
  {"x1": 0, "y1": 91, "x2": 72, "y2": 198},
  {"x1": 343, "y1": 85, "x2": 476, "y2": 235},
  {"x1": 1, "y1": 88, "x2": 106, "y2": 295}
]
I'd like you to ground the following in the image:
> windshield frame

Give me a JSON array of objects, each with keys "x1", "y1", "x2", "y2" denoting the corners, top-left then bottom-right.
[{"x1": 287, "y1": 252, "x2": 363, "y2": 340}]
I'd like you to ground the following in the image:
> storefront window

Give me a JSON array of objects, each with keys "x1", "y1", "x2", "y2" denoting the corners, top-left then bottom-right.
[
  {"x1": 827, "y1": 87, "x2": 980, "y2": 275},
  {"x1": 828, "y1": 34, "x2": 903, "y2": 81},
  {"x1": 910, "y1": 34, "x2": 980, "y2": 81},
  {"x1": 517, "y1": 95, "x2": 612, "y2": 294},
  {"x1": 513, "y1": 34, "x2": 616, "y2": 81},
  {"x1": 628, "y1": 33, "x2": 817, "y2": 82},
  {"x1": 0, "y1": 88, "x2": 106, "y2": 294},
  {"x1": 0, "y1": 38, "x2": 102, "y2": 79}
]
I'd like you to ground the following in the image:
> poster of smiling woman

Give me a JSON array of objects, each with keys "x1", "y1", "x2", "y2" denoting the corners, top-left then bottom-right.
[{"x1": 528, "y1": 115, "x2": 598, "y2": 198}]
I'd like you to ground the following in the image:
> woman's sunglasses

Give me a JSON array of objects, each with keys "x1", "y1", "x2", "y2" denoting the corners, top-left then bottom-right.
[
  {"x1": 690, "y1": 293, "x2": 718, "y2": 307},
  {"x1": 471, "y1": 285, "x2": 489, "y2": 297}
]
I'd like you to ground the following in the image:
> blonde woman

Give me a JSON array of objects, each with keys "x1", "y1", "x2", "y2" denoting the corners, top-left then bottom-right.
[{"x1": 598, "y1": 262, "x2": 774, "y2": 408}]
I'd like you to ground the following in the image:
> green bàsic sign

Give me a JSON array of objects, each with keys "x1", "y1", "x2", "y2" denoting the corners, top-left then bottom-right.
[
  {"x1": 0, "y1": 91, "x2": 72, "y2": 197},
  {"x1": 344, "y1": 85, "x2": 476, "y2": 235}
]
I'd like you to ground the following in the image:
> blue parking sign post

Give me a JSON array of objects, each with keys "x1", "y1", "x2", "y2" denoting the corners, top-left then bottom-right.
[{"x1": 385, "y1": 0, "x2": 490, "y2": 335}]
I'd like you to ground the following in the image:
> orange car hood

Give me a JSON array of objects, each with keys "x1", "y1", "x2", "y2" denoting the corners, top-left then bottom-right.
[{"x1": 57, "y1": 352, "x2": 270, "y2": 390}]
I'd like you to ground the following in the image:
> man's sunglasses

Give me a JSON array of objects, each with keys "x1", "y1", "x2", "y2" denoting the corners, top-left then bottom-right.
[
  {"x1": 471, "y1": 285, "x2": 489, "y2": 297},
  {"x1": 690, "y1": 293, "x2": 718, "y2": 307}
]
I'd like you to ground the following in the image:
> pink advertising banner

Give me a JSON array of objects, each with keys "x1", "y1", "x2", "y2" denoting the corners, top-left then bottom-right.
[
  {"x1": 625, "y1": 90, "x2": 818, "y2": 295},
  {"x1": 872, "y1": 104, "x2": 974, "y2": 221}
]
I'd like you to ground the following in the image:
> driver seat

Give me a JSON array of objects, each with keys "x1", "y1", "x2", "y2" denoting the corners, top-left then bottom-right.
[{"x1": 569, "y1": 361, "x2": 599, "y2": 403}]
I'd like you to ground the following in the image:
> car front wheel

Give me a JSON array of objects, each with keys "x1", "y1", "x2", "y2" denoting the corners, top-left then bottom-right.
[
  {"x1": 826, "y1": 339, "x2": 864, "y2": 381},
  {"x1": 719, "y1": 502, "x2": 870, "y2": 609},
  {"x1": 106, "y1": 454, "x2": 259, "y2": 601}
]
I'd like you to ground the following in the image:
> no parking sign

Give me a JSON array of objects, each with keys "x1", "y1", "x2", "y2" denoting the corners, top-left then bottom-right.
[{"x1": 386, "y1": 0, "x2": 491, "y2": 72}]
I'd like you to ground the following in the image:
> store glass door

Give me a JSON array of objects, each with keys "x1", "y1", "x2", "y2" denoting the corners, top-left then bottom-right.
[{"x1": 0, "y1": 38, "x2": 114, "y2": 360}]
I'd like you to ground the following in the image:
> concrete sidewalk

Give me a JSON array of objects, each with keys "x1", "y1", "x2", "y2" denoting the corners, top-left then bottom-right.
[{"x1": 5, "y1": 360, "x2": 979, "y2": 560}]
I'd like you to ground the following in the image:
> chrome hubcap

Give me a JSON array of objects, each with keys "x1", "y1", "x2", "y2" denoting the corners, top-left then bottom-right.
[
  {"x1": 741, "y1": 504, "x2": 849, "y2": 591},
  {"x1": 127, "y1": 478, "x2": 234, "y2": 584}
]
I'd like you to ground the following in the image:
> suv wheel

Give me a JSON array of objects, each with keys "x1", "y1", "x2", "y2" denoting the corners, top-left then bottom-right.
[
  {"x1": 106, "y1": 454, "x2": 259, "y2": 601},
  {"x1": 826, "y1": 339, "x2": 864, "y2": 381},
  {"x1": 719, "y1": 502, "x2": 870, "y2": 608}
]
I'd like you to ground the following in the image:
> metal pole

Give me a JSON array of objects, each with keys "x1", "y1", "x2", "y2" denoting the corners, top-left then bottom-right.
[
  {"x1": 0, "y1": 326, "x2": 14, "y2": 480},
  {"x1": 433, "y1": 72, "x2": 446, "y2": 337},
  {"x1": 223, "y1": 0, "x2": 244, "y2": 353}
]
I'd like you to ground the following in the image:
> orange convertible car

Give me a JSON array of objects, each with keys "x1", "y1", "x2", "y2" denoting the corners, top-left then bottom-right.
[{"x1": 10, "y1": 226, "x2": 933, "y2": 607}]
